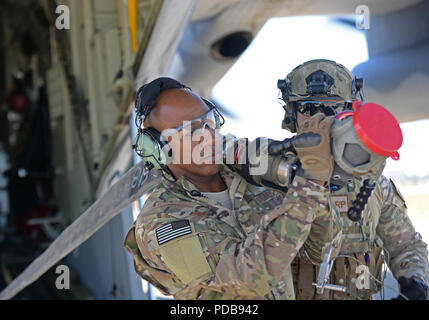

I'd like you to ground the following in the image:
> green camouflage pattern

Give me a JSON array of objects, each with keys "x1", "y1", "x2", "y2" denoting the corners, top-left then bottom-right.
[
  {"x1": 284, "y1": 59, "x2": 356, "y2": 102},
  {"x1": 373, "y1": 176, "x2": 428, "y2": 282},
  {"x1": 124, "y1": 162, "x2": 342, "y2": 299},
  {"x1": 279, "y1": 60, "x2": 359, "y2": 133},
  {"x1": 293, "y1": 174, "x2": 429, "y2": 299}
]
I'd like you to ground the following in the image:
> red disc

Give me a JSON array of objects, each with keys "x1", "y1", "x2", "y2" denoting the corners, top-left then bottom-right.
[
  {"x1": 352, "y1": 101, "x2": 402, "y2": 160},
  {"x1": 8, "y1": 92, "x2": 29, "y2": 113}
]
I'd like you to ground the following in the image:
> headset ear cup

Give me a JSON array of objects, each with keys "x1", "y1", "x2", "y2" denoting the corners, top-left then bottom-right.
[
  {"x1": 281, "y1": 103, "x2": 297, "y2": 133},
  {"x1": 140, "y1": 128, "x2": 169, "y2": 169},
  {"x1": 282, "y1": 117, "x2": 296, "y2": 133}
]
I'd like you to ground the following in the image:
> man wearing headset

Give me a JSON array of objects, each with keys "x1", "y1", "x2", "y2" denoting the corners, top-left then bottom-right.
[{"x1": 123, "y1": 77, "x2": 343, "y2": 299}]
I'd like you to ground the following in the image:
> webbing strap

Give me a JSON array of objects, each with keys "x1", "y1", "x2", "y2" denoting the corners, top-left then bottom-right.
[
  {"x1": 347, "y1": 255, "x2": 358, "y2": 296},
  {"x1": 297, "y1": 259, "x2": 315, "y2": 299},
  {"x1": 333, "y1": 257, "x2": 347, "y2": 299}
]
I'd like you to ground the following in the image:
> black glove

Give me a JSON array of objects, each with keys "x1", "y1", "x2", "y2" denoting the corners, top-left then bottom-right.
[{"x1": 392, "y1": 276, "x2": 428, "y2": 300}]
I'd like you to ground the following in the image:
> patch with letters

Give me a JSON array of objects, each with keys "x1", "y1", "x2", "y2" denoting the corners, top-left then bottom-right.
[
  {"x1": 156, "y1": 220, "x2": 192, "y2": 245},
  {"x1": 330, "y1": 195, "x2": 349, "y2": 213}
]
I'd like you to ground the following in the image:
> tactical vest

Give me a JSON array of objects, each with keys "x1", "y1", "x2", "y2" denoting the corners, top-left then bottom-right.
[{"x1": 293, "y1": 179, "x2": 385, "y2": 300}]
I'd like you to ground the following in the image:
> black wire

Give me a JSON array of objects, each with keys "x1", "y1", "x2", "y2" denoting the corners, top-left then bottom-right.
[
  {"x1": 359, "y1": 88, "x2": 365, "y2": 102},
  {"x1": 160, "y1": 167, "x2": 176, "y2": 183}
]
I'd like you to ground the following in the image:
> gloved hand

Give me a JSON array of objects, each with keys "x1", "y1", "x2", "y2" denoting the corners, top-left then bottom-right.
[
  {"x1": 293, "y1": 113, "x2": 335, "y2": 183},
  {"x1": 222, "y1": 134, "x2": 299, "y2": 188},
  {"x1": 392, "y1": 277, "x2": 428, "y2": 300}
]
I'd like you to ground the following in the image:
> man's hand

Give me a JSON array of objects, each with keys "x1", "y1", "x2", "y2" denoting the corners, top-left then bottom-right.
[
  {"x1": 294, "y1": 113, "x2": 335, "y2": 183},
  {"x1": 392, "y1": 277, "x2": 428, "y2": 300}
]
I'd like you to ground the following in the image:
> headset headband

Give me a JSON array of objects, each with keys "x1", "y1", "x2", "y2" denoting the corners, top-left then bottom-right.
[{"x1": 135, "y1": 77, "x2": 191, "y2": 119}]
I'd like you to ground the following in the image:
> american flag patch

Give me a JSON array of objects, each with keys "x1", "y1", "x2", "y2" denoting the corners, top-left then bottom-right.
[{"x1": 156, "y1": 220, "x2": 192, "y2": 245}]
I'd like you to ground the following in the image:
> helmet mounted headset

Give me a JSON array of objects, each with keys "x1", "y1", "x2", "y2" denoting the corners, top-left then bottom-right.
[{"x1": 277, "y1": 59, "x2": 364, "y2": 132}]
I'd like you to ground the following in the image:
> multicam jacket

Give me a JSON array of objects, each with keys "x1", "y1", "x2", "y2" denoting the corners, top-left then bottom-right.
[
  {"x1": 293, "y1": 174, "x2": 429, "y2": 300},
  {"x1": 124, "y1": 165, "x2": 342, "y2": 299}
]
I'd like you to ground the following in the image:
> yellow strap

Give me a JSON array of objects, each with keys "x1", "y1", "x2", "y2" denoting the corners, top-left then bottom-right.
[{"x1": 128, "y1": 0, "x2": 138, "y2": 52}]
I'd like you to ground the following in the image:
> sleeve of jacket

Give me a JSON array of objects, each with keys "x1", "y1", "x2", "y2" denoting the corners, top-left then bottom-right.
[
  {"x1": 129, "y1": 175, "x2": 341, "y2": 298},
  {"x1": 376, "y1": 175, "x2": 429, "y2": 283},
  {"x1": 124, "y1": 223, "x2": 180, "y2": 296},
  {"x1": 205, "y1": 175, "x2": 342, "y2": 298}
]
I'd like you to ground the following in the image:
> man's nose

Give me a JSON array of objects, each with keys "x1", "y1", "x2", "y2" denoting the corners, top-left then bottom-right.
[{"x1": 197, "y1": 126, "x2": 217, "y2": 147}]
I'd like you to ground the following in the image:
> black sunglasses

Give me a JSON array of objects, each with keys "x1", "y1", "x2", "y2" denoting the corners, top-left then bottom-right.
[{"x1": 295, "y1": 101, "x2": 342, "y2": 117}]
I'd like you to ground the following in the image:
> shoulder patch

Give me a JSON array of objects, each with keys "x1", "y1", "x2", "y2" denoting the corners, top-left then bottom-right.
[
  {"x1": 389, "y1": 179, "x2": 407, "y2": 208},
  {"x1": 330, "y1": 195, "x2": 349, "y2": 213},
  {"x1": 156, "y1": 220, "x2": 192, "y2": 245},
  {"x1": 155, "y1": 221, "x2": 213, "y2": 284},
  {"x1": 253, "y1": 190, "x2": 272, "y2": 204}
]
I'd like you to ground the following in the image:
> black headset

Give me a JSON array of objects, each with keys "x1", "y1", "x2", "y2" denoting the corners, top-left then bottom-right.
[{"x1": 132, "y1": 77, "x2": 224, "y2": 171}]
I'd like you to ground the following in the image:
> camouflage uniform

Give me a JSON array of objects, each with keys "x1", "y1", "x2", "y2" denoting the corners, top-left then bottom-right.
[
  {"x1": 293, "y1": 174, "x2": 429, "y2": 299},
  {"x1": 124, "y1": 164, "x2": 342, "y2": 299},
  {"x1": 272, "y1": 59, "x2": 429, "y2": 299}
]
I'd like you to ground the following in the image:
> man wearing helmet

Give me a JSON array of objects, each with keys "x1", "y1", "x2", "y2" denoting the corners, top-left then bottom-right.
[{"x1": 277, "y1": 59, "x2": 428, "y2": 300}]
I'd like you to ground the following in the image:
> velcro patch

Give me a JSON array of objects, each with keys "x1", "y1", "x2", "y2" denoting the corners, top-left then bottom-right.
[
  {"x1": 156, "y1": 220, "x2": 192, "y2": 245},
  {"x1": 330, "y1": 195, "x2": 349, "y2": 213},
  {"x1": 253, "y1": 190, "x2": 273, "y2": 205}
]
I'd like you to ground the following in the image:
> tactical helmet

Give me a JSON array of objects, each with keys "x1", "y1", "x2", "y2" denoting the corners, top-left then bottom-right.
[{"x1": 277, "y1": 59, "x2": 364, "y2": 132}]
